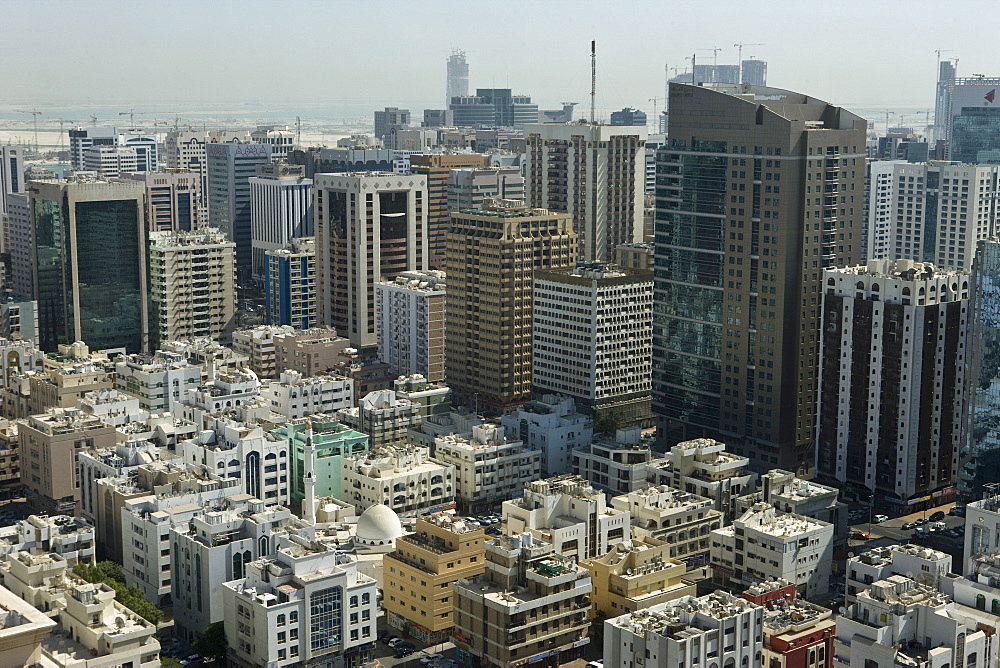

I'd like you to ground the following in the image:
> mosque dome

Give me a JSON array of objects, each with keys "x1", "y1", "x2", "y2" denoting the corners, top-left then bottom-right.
[{"x1": 355, "y1": 504, "x2": 404, "y2": 546}]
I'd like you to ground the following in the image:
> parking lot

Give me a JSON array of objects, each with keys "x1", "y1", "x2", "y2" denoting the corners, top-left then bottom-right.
[{"x1": 846, "y1": 501, "x2": 965, "y2": 545}]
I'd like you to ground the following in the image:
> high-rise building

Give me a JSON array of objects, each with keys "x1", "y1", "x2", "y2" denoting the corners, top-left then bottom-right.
[
  {"x1": 82, "y1": 145, "x2": 138, "y2": 177},
  {"x1": 373, "y1": 107, "x2": 411, "y2": 140},
  {"x1": 948, "y1": 76, "x2": 1000, "y2": 162},
  {"x1": 867, "y1": 161, "x2": 999, "y2": 271},
  {"x1": 449, "y1": 89, "x2": 539, "y2": 128},
  {"x1": 206, "y1": 141, "x2": 273, "y2": 277},
  {"x1": 31, "y1": 178, "x2": 150, "y2": 352},
  {"x1": 610, "y1": 107, "x2": 647, "y2": 126},
  {"x1": 533, "y1": 262, "x2": 653, "y2": 425},
  {"x1": 264, "y1": 236, "x2": 317, "y2": 329},
  {"x1": 422, "y1": 109, "x2": 454, "y2": 128},
  {"x1": 164, "y1": 129, "x2": 250, "y2": 219},
  {"x1": 119, "y1": 133, "x2": 158, "y2": 172},
  {"x1": 447, "y1": 166, "x2": 524, "y2": 211},
  {"x1": 120, "y1": 169, "x2": 202, "y2": 231},
  {"x1": 525, "y1": 122, "x2": 647, "y2": 261},
  {"x1": 0, "y1": 146, "x2": 25, "y2": 211},
  {"x1": 935, "y1": 59, "x2": 958, "y2": 144},
  {"x1": 250, "y1": 125, "x2": 294, "y2": 159},
  {"x1": 741, "y1": 59, "x2": 768, "y2": 86},
  {"x1": 249, "y1": 163, "x2": 313, "y2": 279},
  {"x1": 376, "y1": 270, "x2": 446, "y2": 382},
  {"x1": 314, "y1": 172, "x2": 428, "y2": 351},
  {"x1": 446, "y1": 50, "x2": 469, "y2": 105},
  {"x1": 818, "y1": 260, "x2": 967, "y2": 511},
  {"x1": 408, "y1": 153, "x2": 487, "y2": 265},
  {"x1": 445, "y1": 200, "x2": 576, "y2": 408},
  {"x1": 67, "y1": 126, "x2": 118, "y2": 170},
  {"x1": 148, "y1": 228, "x2": 237, "y2": 346},
  {"x1": 5, "y1": 193, "x2": 32, "y2": 300},
  {"x1": 653, "y1": 82, "x2": 867, "y2": 475}
]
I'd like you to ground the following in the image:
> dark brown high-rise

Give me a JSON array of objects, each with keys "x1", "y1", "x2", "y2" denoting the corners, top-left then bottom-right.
[{"x1": 409, "y1": 153, "x2": 487, "y2": 268}]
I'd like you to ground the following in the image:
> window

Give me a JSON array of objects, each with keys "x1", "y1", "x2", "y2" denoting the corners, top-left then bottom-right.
[{"x1": 309, "y1": 587, "x2": 343, "y2": 652}]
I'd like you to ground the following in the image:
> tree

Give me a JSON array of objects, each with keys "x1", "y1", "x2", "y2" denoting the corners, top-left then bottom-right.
[
  {"x1": 593, "y1": 410, "x2": 623, "y2": 436},
  {"x1": 161, "y1": 658, "x2": 184, "y2": 668},
  {"x1": 193, "y1": 622, "x2": 228, "y2": 662},
  {"x1": 71, "y1": 562, "x2": 162, "y2": 625}
]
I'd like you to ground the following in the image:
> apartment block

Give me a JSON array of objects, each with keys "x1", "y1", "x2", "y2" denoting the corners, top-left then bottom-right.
[
  {"x1": 337, "y1": 389, "x2": 424, "y2": 448},
  {"x1": 265, "y1": 237, "x2": 318, "y2": 329},
  {"x1": 260, "y1": 370, "x2": 354, "y2": 420},
  {"x1": 743, "y1": 579, "x2": 836, "y2": 668},
  {"x1": 572, "y1": 427, "x2": 653, "y2": 495},
  {"x1": 121, "y1": 169, "x2": 201, "y2": 231},
  {"x1": 232, "y1": 325, "x2": 293, "y2": 380},
  {"x1": 409, "y1": 153, "x2": 487, "y2": 264},
  {"x1": 611, "y1": 486, "x2": 723, "y2": 567},
  {"x1": 115, "y1": 350, "x2": 202, "y2": 412},
  {"x1": 845, "y1": 544, "x2": 952, "y2": 607},
  {"x1": 83, "y1": 145, "x2": 138, "y2": 176},
  {"x1": 614, "y1": 242, "x2": 654, "y2": 271},
  {"x1": 447, "y1": 166, "x2": 524, "y2": 212},
  {"x1": 500, "y1": 394, "x2": 593, "y2": 476},
  {"x1": 736, "y1": 469, "x2": 848, "y2": 549},
  {"x1": 249, "y1": 163, "x2": 313, "y2": 279},
  {"x1": 376, "y1": 270, "x2": 446, "y2": 382},
  {"x1": 273, "y1": 327, "x2": 350, "y2": 378},
  {"x1": 384, "y1": 512, "x2": 485, "y2": 643},
  {"x1": 341, "y1": 443, "x2": 454, "y2": 516}
]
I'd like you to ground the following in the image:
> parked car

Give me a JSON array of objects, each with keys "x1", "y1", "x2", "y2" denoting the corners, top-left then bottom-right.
[
  {"x1": 912, "y1": 528, "x2": 927, "y2": 540},
  {"x1": 873, "y1": 514, "x2": 889, "y2": 523},
  {"x1": 421, "y1": 653, "x2": 444, "y2": 664},
  {"x1": 585, "y1": 662, "x2": 605, "y2": 668},
  {"x1": 914, "y1": 517, "x2": 929, "y2": 526},
  {"x1": 929, "y1": 511, "x2": 946, "y2": 521},
  {"x1": 396, "y1": 648, "x2": 416, "y2": 658},
  {"x1": 387, "y1": 637, "x2": 405, "y2": 647},
  {"x1": 849, "y1": 531, "x2": 869, "y2": 540},
  {"x1": 901, "y1": 522, "x2": 915, "y2": 530},
  {"x1": 949, "y1": 506, "x2": 966, "y2": 517},
  {"x1": 485, "y1": 526, "x2": 502, "y2": 536}
]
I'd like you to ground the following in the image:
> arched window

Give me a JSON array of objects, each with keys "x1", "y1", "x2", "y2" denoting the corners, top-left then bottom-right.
[
  {"x1": 361, "y1": 593, "x2": 370, "y2": 605},
  {"x1": 902, "y1": 287, "x2": 911, "y2": 296},
  {"x1": 277, "y1": 614, "x2": 286, "y2": 626},
  {"x1": 259, "y1": 536, "x2": 269, "y2": 557},
  {"x1": 828, "y1": 278, "x2": 835, "y2": 286},
  {"x1": 856, "y1": 281, "x2": 864, "y2": 290},
  {"x1": 976, "y1": 593, "x2": 986, "y2": 610},
  {"x1": 233, "y1": 552, "x2": 244, "y2": 580},
  {"x1": 993, "y1": 599, "x2": 1000, "y2": 615}
]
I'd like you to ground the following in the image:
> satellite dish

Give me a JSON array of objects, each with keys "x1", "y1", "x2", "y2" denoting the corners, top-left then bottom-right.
[
  {"x1": 839, "y1": 606, "x2": 847, "y2": 615},
  {"x1": 847, "y1": 552, "x2": 854, "y2": 558},
  {"x1": 906, "y1": 571, "x2": 914, "y2": 579}
]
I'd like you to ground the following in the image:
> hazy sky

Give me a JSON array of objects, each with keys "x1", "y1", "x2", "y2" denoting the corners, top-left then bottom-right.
[{"x1": 5, "y1": 0, "x2": 999, "y2": 117}]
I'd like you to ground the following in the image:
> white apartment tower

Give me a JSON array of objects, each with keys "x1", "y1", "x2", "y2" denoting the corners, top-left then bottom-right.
[
  {"x1": 68, "y1": 126, "x2": 119, "y2": 169},
  {"x1": 525, "y1": 122, "x2": 647, "y2": 261},
  {"x1": 83, "y1": 145, "x2": 138, "y2": 177},
  {"x1": 376, "y1": 270, "x2": 446, "y2": 382},
  {"x1": 164, "y1": 129, "x2": 251, "y2": 218},
  {"x1": 249, "y1": 163, "x2": 313, "y2": 279}
]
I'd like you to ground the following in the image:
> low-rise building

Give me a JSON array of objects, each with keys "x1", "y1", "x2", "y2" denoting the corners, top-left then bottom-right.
[
  {"x1": 0, "y1": 583, "x2": 56, "y2": 667},
  {"x1": 434, "y1": 424, "x2": 541, "y2": 514},
  {"x1": 115, "y1": 350, "x2": 203, "y2": 412},
  {"x1": 223, "y1": 534, "x2": 378, "y2": 668},
  {"x1": 736, "y1": 468, "x2": 848, "y2": 549},
  {"x1": 384, "y1": 512, "x2": 485, "y2": 643},
  {"x1": 408, "y1": 409, "x2": 483, "y2": 449},
  {"x1": 75, "y1": 388, "x2": 149, "y2": 427},
  {"x1": 342, "y1": 443, "x2": 455, "y2": 516},
  {"x1": 392, "y1": 374, "x2": 451, "y2": 420},
  {"x1": 611, "y1": 486, "x2": 724, "y2": 567},
  {"x1": 742, "y1": 579, "x2": 837, "y2": 668},
  {"x1": 232, "y1": 325, "x2": 296, "y2": 380},
  {"x1": 500, "y1": 394, "x2": 593, "y2": 476},
  {"x1": 260, "y1": 370, "x2": 354, "y2": 420},
  {"x1": 273, "y1": 327, "x2": 350, "y2": 379},
  {"x1": 580, "y1": 536, "x2": 693, "y2": 619},
  {"x1": 77, "y1": 439, "x2": 166, "y2": 525},
  {"x1": 502, "y1": 474, "x2": 631, "y2": 561},
  {"x1": 603, "y1": 591, "x2": 763, "y2": 668},
  {"x1": 965, "y1": 491, "x2": 1000, "y2": 573},
  {"x1": 161, "y1": 336, "x2": 248, "y2": 373},
  {"x1": 453, "y1": 534, "x2": 592, "y2": 668},
  {"x1": 0, "y1": 514, "x2": 95, "y2": 565},
  {"x1": 846, "y1": 543, "x2": 952, "y2": 607},
  {"x1": 337, "y1": 388, "x2": 424, "y2": 448},
  {"x1": 0, "y1": 420, "x2": 20, "y2": 498},
  {"x1": 710, "y1": 502, "x2": 834, "y2": 599},
  {"x1": 572, "y1": 426, "x2": 652, "y2": 495}
]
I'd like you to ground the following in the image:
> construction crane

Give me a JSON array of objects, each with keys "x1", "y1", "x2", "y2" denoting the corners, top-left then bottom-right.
[
  {"x1": 119, "y1": 109, "x2": 138, "y2": 131},
  {"x1": 15, "y1": 109, "x2": 42, "y2": 153},
  {"x1": 698, "y1": 47, "x2": 721, "y2": 67},
  {"x1": 53, "y1": 119, "x2": 78, "y2": 154},
  {"x1": 734, "y1": 43, "x2": 764, "y2": 82},
  {"x1": 648, "y1": 98, "x2": 662, "y2": 132}
]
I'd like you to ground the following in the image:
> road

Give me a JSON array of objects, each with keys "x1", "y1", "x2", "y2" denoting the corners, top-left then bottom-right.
[{"x1": 844, "y1": 501, "x2": 964, "y2": 550}]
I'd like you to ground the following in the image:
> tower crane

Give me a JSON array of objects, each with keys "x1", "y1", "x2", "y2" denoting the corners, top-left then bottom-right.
[
  {"x1": 698, "y1": 47, "x2": 721, "y2": 67},
  {"x1": 734, "y1": 43, "x2": 764, "y2": 82},
  {"x1": 648, "y1": 98, "x2": 662, "y2": 132},
  {"x1": 15, "y1": 109, "x2": 42, "y2": 153},
  {"x1": 53, "y1": 119, "x2": 79, "y2": 154}
]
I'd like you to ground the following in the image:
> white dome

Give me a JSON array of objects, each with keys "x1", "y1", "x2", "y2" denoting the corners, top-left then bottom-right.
[{"x1": 355, "y1": 504, "x2": 403, "y2": 545}]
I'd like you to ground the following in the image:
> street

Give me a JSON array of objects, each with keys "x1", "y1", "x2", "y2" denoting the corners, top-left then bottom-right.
[{"x1": 845, "y1": 501, "x2": 964, "y2": 548}]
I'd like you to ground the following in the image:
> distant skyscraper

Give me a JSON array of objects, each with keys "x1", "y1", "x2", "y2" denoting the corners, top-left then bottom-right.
[
  {"x1": 449, "y1": 89, "x2": 539, "y2": 128},
  {"x1": 373, "y1": 107, "x2": 411, "y2": 140},
  {"x1": 0, "y1": 146, "x2": 25, "y2": 210},
  {"x1": 206, "y1": 142, "x2": 273, "y2": 277},
  {"x1": 249, "y1": 163, "x2": 313, "y2": 279},
  {"x1": 447, "y1": 49, "x2": 469, "y2": 105},
  {"x1": 67, "y1": 126, "x2": 118, "y2": 170},
  {"x1": 119, "y1": 134, "x2": 158, "y2": 172},
  {"x1": 314, "y1": 172, "x2": 428, "y2": 351},
  {"x1": 818, "y1": 261, "x2": 967, "y2": 511},
  {"x1": 250, "y1": 125, "x2": 294, "y2": 159},
  {"x1": 5, "y1": 193, "x2": 32, "y2": 300},
  {"x1": 610, "y1": 107, "x2": 648, "y2": 126},
  {"x1": 949, "y1": 76, "x2": 1000, "y2": 162},
  {"x1": 741, "y1": 59, "x2": 767, "y2": 86},
  {"x1": 120, "y1": 170, "x2": 202, "y2": 232},
  {"x1": 524, "y1": 123, "x2": 646, "y2": 261},
  {"x1": 164, "y1": 129, "x2": 250, "y2": 220},
  {"x1": 445, "y1": 199, "x2": 576, "y2": 409},
  {"x1": 83, "y1": 145, "x2": 138, "y2": 177},
  {"x1": 654, "y1": 82, "x2": 866, "y2": 476},
  {"x1": 935, "y1": 59, "x2": 957, "y2": 145},
  {"x1": 31, "y1": 178, "x2": 149, "y2": 352}
]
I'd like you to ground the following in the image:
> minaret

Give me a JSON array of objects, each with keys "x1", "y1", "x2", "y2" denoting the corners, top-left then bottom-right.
[{"x1": 303, "y1": 423, "x2": 317, "y2": 525}]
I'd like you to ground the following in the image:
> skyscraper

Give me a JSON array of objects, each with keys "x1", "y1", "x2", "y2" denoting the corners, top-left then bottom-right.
[
  {"x1": 449, "y1": 89, "x2": 538, "y2": 128},
  {"x1": 445, "y1": 199, "x2": 576, "y2": 409},
  {"x1": 264, "y1": 237, "x2": 317, "y2": 330},
  {"x1": 120, "y1": 170, "x2": 202, "y2": 232},
  {"x1": 314, "y1": 172, "x2": 428, "y2": 351},
  {"x1": 949, "y1": 76, "x2": 1000, "y2": 162},
  {"x1": 408, "y1": 153, "x2": 487, "y2": 267},
  {"x1": 935, "y1": 59, "x2": 958, "y2": 145},
  {"x1": 741, "y1": 59, "x2": 768, "y2": 86},
  {"x1": 653, "y1": 82, "x2": 866, "y2": 475},
  {"x1": 249, "y1": 163, "x2": 313, "y2": 279},
  {"x1": 206, "y1": 142, "x2": 273, "y2": 277},
  {"x1": 818, "y1": 260, "x2": 967, "y2": 511},
  {"x1": 446, "y1": 49, "x2": 469, "y2": 105},
  {"x1": 67, "y1": 126, "x2": 118, "y2": 170},
  {"x1": 525, "y1": 123, "x2": 646, "y2": 261},
  {"x1": 164, "y1": 129, "x2": 251, "y2": 220},
  {"x1": 0, "y1": 146, "x2": 25, "y2": 211},
  {"x1": 31, "y1": 178, "x2": 149, "y2": 352}
]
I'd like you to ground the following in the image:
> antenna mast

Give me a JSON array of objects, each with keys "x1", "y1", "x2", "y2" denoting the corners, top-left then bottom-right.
[{"x1": 590, "y1": 40, "x2": 596, "y2": 123}]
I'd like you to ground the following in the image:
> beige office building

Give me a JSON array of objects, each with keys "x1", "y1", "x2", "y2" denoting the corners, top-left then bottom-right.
[
  {"x1": 445, "y1": 200, "x2": 576, "y2": 408},
  {"x1": 384, "y1": 512, "x2": 485, "y2": 643},
  {"x1": 149, "y1": 228, "x2": 237, "y2": 346}
]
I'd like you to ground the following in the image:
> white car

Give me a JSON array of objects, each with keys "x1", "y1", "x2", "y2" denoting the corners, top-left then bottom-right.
[
  {"x1": 873, "y1": 514, "x2": 889, "y2": 523},
  {"x1": 421, "y1": 654, "x2": 444, "y2": 664}
]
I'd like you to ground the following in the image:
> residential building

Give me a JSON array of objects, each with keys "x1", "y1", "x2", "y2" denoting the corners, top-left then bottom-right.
[
  {"x1": 273, "y1": 327, "x2": 350, "y2": 378},
  {"x1": 446, "y1": 50, "x2": 469, "y2": 104},
  {"x1": 710, "y1": 502, "x2": 834, "y2": 598},
  {"x1": 384, "y1": 512, "x2": 484, "y2": 643},
  {"x1": 866, "y1": 161, "x2": 999, "y2": 271},
  {"x1": 834, "y1": 575, "x2": 992, "y2": 668},
  {"x1": 0, "y1": 336, "x2": 42, "y2": 399},
  {"x1": 445, "y1": 200, "x2": 577, "y2": 409},
  {"x1": 654, "y1": 83, "x2": 866, "y2": 475},
  {"x1": 452, "y1": 533, "x2": 592, "y2": 668},
  {"x1": 0, "y1": 583, "x2": 55, "y2": 667},
  {"x1": 376, "y1": 270, "x2": 446, "y2": 381},
  {"x1": 337, "y1": 388, "x2": 424, "y2": 448},
  {"x1": 164, "y1": 129, "x2": 250, "y2": 219},
  {"x1": 392, "y1": 374, "x2": 451, "y2": 420},
  {"x1": 502, "y1": 475, "x2": 631, "y2": 561},
  {"x1": 31, "y1": 178, "x2": 149, "y2": 352},
  {"x1": 736, "y1": 469, "x2": 847, "y2": 549},
  {"x1": 614, "y1": 242, "x2": 654, "y2": 271},
  {"x1": 408, "y1": 153, "x2": 487, "y2": 264},
  {"x1": 845, "y1": 544, "x2": 952, "y2": 607},
  {"x1": 0, "y1": 420, "x2": 20, "y2": 497},
  {"x1": 77, "y1": 439, "x2": 166, "y2": 525},
  {"x1": 261, "y1": 370, "x2": 354, "y2": 420},
  {"x1": 644, "y1": 135, "x2": 665, "y2": 194},
  {"x1": 447, "y1": 166, "x2": 524, "y2": 212},
  {"x1": 160, "y1": 336, "x2": 249, "y2": 373},
  {"x1": 742, "y1": 579, "x2": 836, "y2": 668},
  {"x1": 314, "y1": 172, "x2": 428, "y2": 351},
  {"x1": 341, "y1": 443, "x2": 454, "y2": 516},
  {"x1": 525, "y1": 123, "x2": 646, "y2": 262},
  {"x1": 374, "y1": 107, "x2": 411, "y2": 140},
  {"x1": 533, "y1": 262, "x2": 653, "y2": 424},
  {"x1": 173, "y1": 366, "x2": 272, "y2": 429},
  {"x1": 940, "y1": 549, "x2": 1000, "y2": 618},
  {"x1": 0, "y1": 514, "x2": 96, "y2": 565},
  {"x1": 500, "y1": 394, "x2": 593, "y2": 476},
  {"x1": 611, "y1": 486, "x2": 723, "y2": 567},
  {"x1": 265, "y1": 237, "x2": 318, "y2": 329},
  {"x1": 740, "y1": 59, "x2": 768, "y2": 86},
  {"x1": 223, "y1": 534, "x2": 378, "y2": 668},
  {"x1": 0, "y1": 299, "x2": 37, "y2": 342},
  {"x1": 408, "y1": 409, "x2": 483, "y2": 449},
  {"x1": 250, "y1": 125, "x2": 294, "y2": 160},
  {"x1": 965, "y1": 491, "x2": 1000, "y2": 568},
  {"x1": 206, "y1": 141, "x2": 273, "y2": 276},
  {"x1": 610, "y1": 107, "x2": 647, "y2": 126},
  {"x1": 249, "y1": 163, "x2": 313, "y2": 279},
  {"x1": 171, "y1": 498, "x2": 299, "y2": 643},
  {"x1": 572, "y1": 427, "x2": 652, "y2": 495},
  {"x1": 580, "y1": 536, "x2": 693, "y2": 619},
  {"x1": 121, "y1": 169, "x2": 201, "y2": 231},
  {"x1": 433, "y1": 424, "x2": 541, "y2": 514},
  {"x1": 603, "y1": 591, "x2": 763, "y2": 668},
  {"x1": 83, "y1": 145, "x2": 138, "y2": 177},
  {"x1": 115, "y1": 350, "x2": 202, "y2": 412},
  {"x1": 231, "y1": 324, "x2": 293, "y2": 380},
  {"x1": 818, "y1": 261, "x2": 967, "y2": 510},
  {"x1": 949, "y1": 76, "x2": 1000, "y2": 162},
  {"x1": 148, "y1": 228, "x2": 237, "y2": 346},
  {"x1": 0, "y1": 146, "x2": 25, "y2": 209},
  {"x1": 385, "y1": 128, "x2": 436, "y2": 152},
  {"x1": 67, "y1": 126, "x2": 118, "y2": 170},
  {"x1": 6, "y1": 193, "x2": 32, "y2": 300},
  {"x1": 449, "y1": 88, "x2": 539, "y2": 128},
  {"x1": 19, "y1": 408, "x2": 117, "y2": 515},
  {"x1": 271, "y1": 416, "x2": 368, "y2": 513},
  {"x1": 642, "y1": 438, "x2": 756, "y2": 521}
]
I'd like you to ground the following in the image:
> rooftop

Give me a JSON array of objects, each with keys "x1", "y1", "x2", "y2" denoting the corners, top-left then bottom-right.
[
  {"x1": 609, "y1": 591, "x2": 759, "y2": 637},
  {"x1": 852, "y1": 543, "x2": 951, "y2": 567}
]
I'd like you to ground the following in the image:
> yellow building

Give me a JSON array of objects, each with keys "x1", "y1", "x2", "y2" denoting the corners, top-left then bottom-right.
[
  {"x1": 581, "y1": 536, "x2": 695, "y2": 619},
  {"x1": 384, "y1": 512, "x2": 485, "y2": 642}
]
